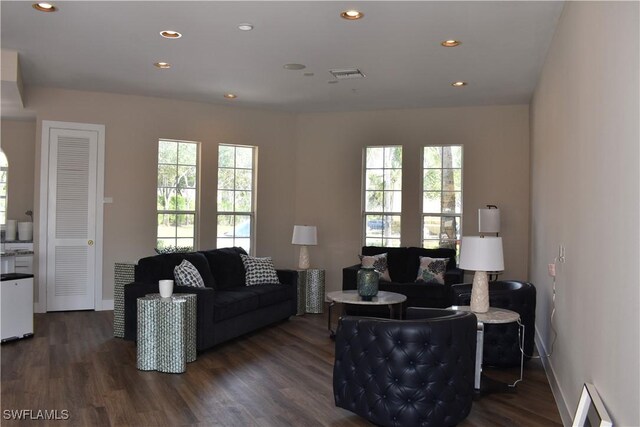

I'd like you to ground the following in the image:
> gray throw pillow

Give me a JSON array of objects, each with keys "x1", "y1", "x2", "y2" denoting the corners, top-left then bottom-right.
[{"x1": 240, "y1": 254, "x2": 280, "y2": 286}]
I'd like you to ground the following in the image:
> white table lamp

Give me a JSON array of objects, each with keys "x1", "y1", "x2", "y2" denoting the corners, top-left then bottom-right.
[
  {"x1": 458, "y1": 236, "x2": 504, "y2": 313},
  {"x1": 292, "y1": 225, "x2": 317, "y2": 269}
]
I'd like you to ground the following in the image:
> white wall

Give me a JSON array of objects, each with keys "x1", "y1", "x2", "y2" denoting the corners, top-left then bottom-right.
[
  {"x1": 295, "y1": 105, "x2": 531, "y2": 293},
  {"x1": 530, "y1": 2, "x2": 639, "y2": 425}
]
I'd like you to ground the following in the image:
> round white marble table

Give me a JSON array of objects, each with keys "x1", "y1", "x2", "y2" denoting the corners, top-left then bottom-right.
[
  {"x1": 450, "y1": 305, "x2": 524, "y2": 391},
  {"x1": 326, "y1": 290, "x2": 407, "y2": 339}
]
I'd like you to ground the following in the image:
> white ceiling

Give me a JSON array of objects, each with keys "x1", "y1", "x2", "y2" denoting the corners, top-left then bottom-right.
[{"x1": 1, "y1": 1, "x2": 564, "y2": 115}]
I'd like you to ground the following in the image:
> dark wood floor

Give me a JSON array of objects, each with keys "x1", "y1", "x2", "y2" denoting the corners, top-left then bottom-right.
[{"x1": 1, "y1": 310, "x2": 562, "y2": 426}]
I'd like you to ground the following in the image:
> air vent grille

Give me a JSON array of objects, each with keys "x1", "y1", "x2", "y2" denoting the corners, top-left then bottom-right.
[{"x1": 329, "y1": 68, "x2": 366, "y2": 79}]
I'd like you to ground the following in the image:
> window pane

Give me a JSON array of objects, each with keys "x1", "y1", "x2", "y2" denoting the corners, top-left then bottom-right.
[
  {"x1": 366, "y1": 147, "x2": 384, "y2": 168},
  {"x1": 177, "y1": 165, "x2": 197, "y2": 188},
  {"x1": 176, "y1": 214, "x2": 195, "y2": 237},
  {"x1": 176, "y1": 238, "x2": 194, "y2": 250},
  {"x1": 442, "y1": 169, "x2": 458, "y2": 192},
  {"x1": 441, "y1": 216, "x2": 460, "y2": 241},
  {"x1": 441, "y1": 146, "x2": 456, "y2": 169},
  {"x1": 451, "y1": 146, "x2": 462, "y2": 168},
  {"x1": 236, "y1": 147, "x2": 253, "y2": 169},
  {"x1": 234, "y1": 215, "x2": 251, "y2": 237},
  {"x1": 366, "y1": 169, "x2": 384, "y2": 191},
  {"x1": 441, "y1": 192, "x2": 461, "y2": 214},
  {"x1": 366, "y1": 191, "x2": 383, "y2": 212},
  {"x1": 235, "y1": 238, "x2": 251, "y2": 253},
  {"x1": 235, "y1": 170, "x2": 252, "y2": 190},
  {"x1": 235, "y1": 191, "x2": 252, "y2": 212},
  {"x1": 365, "y1": 215, "x2": 384, "y2": 235},
  {"x1": 384, "y1": 146, "x2": 402, "y2": 169},
  {"x1": 217, "y1": 191, "x2": 234, "y2": 212},
  {"x1": 217, "y1": 215, "x2": 235, "y2": 237},
  {"x1": 384, "y1": 215, "x2": 401, "y2": 238},
  {"x1": 383, "y1": 238, "x2": 401, "y2": 247},
  {"x1": 216, "y1": 237, "x2": 234, "y2": 249},
  {"x1": 423, "y1": 239, "x2": 440, "y2": 249},
  {"x1": 218, "y1": 145, "x2": 235, "y2": 167},
  {"x1": 179, "y1": 188, "x2": 197, "y2": 211},
  {"x1": 423, "y1": 192, "x2": 442, "y2": 213},
  {"x1": 384, "y1": 169, "x2": 402, "y2": 191},
  {"x1": 178, "y1": 143, "x2": 197, "y2": 165},
  {"x1": 157, "y1": 214, "x2": 176, "y2": 238},
  {"x1": 365, "y1": 237, "x2": 384, "y2": 246},
  {"x1": 384, "y1": 191, "x2": 402, "y2": 212},
  {"x1": 423, "y1": 215, "x2": 441, "y2": 238},
  {"x1": 158, "y1": 140, "x2": 177, "y2": 164},
  {"x1": 424, "y1": 146, "x2": 442, "y2": 168},
  {"x1": 423, "y1": 169, "x2": 441, "y2": 191},
  {"x1": 158, "y1": 164, "x2": 177, "y2": 187},
  {"x1": 157, "y1": 238, "x2": 176, "y2": 250},
  {"x1": 218, "y1": 168, "x2": 235, "y2": 190}
]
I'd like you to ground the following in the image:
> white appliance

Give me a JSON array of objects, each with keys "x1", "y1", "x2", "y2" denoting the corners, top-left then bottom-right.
[{"x1": 1, "y1": 273, "x2": 34, "y2": 342}]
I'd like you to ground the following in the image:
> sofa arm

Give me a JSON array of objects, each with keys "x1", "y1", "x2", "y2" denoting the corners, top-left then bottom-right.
[
  {"x1": 445, "y1": 267, "x2": 464, "y2": 285},
  {"x1": 277, "y1": 269, "x2": 298, "y2": 286},
  {"x1": 342, "y1": 264, "x2": 360, "y2": 291}
]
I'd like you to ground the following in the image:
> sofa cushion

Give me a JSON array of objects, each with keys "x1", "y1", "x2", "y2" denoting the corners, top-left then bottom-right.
[
  {"x1": 226, "y1": 284, "x2": 292, "y2": 308},
  {"x1": 415, "y1": 256, "x2": 449, "y2": 284},
  {"x1": 361, "y1": 246, "x2": 409, "y2": 282},
  {"x1": 135, "y1": 252, "x2": 215, "y2": 288},
  {"x1": 213, "y1": 290, "x2": 259, "y2": 322},
  {"x1": 200, "y1": 247, "x2": 247, "y2": 290},
  {"x1": 240, "y1": 254, "x2": 280, "y2": 286},
  {"x1": 174, "y1": 259, "x2": 206, "y2": 287}
]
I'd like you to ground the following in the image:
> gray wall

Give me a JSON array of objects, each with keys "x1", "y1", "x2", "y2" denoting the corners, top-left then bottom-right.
[
  {"x1": 1, "y1": 119, "x2": 35, "y2": 222},
  {"x1": 530, "y1": 2, "x2": 639, "y2": 425}
]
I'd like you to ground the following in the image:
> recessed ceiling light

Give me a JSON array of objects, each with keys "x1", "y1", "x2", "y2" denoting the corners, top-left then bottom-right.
[
  {"x1": 341, "y1": 10, "x2": 364, "y2": 20},
  {"x1": 154, "y1": 62, "x2": 171, "y2": 69},
  {"x1": 441, "y1": 40, "x2": 461, "y2": 47},
  {"x1": 238, "y1": 23, "x2": 254, "y2": 31},
  {"x1": 160, "y1": 30, "x2": 182, "y2": 39},
  {"x1": 451, "y1": 81, "x2": 467, "y2": 87},
  {"x1": 32, "y1": 2, "x2": 57, "y2": 12},
  {"x1": 283, "y1": 63, "x2": 306, "y2": 70},
  {"x1": 224, "y1": 93, "x2": 237, "y2": 99}
]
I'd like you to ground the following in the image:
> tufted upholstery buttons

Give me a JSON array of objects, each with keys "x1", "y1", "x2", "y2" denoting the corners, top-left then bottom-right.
[
  {"x1": 333, "y1": 308, "x2": 476, "y2": 427},
  {"x1": 451, "y1": 280, "x2": 536, "y2": 367}
]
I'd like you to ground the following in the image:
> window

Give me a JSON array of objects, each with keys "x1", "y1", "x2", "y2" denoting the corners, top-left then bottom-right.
[
  {"x1": 0, "y1": 151, "x2": 7, "y2": 225},
  {"x1": 156, "y1": 139, "x2": 198, "y2": 251},
  {"x1": 422, "y1": 145, "x2": 463, "y2": 252},
  {"x1": 216, "y1": 144, "x2": 256, "y2": 254},
  {"x1": 363, "y1": 146, "x2": 402, "y2": 247}
]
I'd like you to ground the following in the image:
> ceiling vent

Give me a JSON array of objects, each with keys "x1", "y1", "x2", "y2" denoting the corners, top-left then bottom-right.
[{"x1": 329, "y1": 68, "x2": 366, "y2": 80}]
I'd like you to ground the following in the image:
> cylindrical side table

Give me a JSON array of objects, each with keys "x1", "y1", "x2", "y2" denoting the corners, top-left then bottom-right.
[
  {"x1": 113, "y1": 262, "x2": 136, "y2": 338},
  {"x1": 296, "y1": 273, "x2": 307, "y2": 316},
  {"x1": 137, "y1": 293, "x2": 197, "y2": 373},
  {"x1": 303, "y1": 269, "x2": 325, "y2": 314}
]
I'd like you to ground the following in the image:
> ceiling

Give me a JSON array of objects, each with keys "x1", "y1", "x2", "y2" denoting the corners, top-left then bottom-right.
[{"x1": 1, "y1": 1, "x2": 564, "y2": 116}]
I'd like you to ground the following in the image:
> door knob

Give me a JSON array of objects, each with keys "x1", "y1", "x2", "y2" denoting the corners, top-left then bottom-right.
[{"x1": 88, "y1": 240, "x2": 94, "y2": 246}]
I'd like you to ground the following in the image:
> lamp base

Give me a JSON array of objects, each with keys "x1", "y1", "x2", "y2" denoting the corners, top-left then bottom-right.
[
  {"x1": 470, "y1": 270, "x2": 490, "y2": 313},
  {"x1": 298, "y1": 245, "x2": 310, "y2": 270}
]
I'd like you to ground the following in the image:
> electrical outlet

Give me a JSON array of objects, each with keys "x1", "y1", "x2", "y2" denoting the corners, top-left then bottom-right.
[{"x1": 548, "y1": 263, "x2": 556, "y2": 277}]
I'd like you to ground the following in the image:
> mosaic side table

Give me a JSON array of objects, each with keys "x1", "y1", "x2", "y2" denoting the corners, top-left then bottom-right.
[
  {"x1": 137, "y1": 293, "x2": 197, "y2": 373},
  {"x1": 113, "y1": 262, "x2": 136, "y2": 338},
  {"x1": 301, "y1": 269, "x2": 325, "y2": 314}
]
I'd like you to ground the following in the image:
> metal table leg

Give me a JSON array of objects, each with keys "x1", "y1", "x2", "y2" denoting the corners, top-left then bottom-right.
[
  {"x1": 328, "y1": 301, "x2": 336, "y2": 339},
  {"x1": 509, "y1": 319, "x2": 525, "y2": 388},
  {"x1": 475, "y1": 321, "x2": 484, "y2": 390}
]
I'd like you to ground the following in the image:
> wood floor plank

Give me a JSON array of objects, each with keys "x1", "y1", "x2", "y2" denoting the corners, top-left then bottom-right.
[{"x1": 1, "y1": 310, "x2": 562, "y2": 426}]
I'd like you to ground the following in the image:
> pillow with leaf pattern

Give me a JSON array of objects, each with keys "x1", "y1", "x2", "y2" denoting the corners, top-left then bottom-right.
[
  {"x1": 415, "y1": 256, "x2": 449, "y2": 284},
  {"x1": 359, "y1": 253, "x2": 392, "y2": 282}
]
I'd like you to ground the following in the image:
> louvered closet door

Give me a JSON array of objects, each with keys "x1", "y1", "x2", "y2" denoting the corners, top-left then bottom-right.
[{"x1": 47, "y1": 128, "x2": 98, "y2": 311}]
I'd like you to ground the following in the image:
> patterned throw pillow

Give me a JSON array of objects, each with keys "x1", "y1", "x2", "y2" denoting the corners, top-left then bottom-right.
[
  {"x1": 240, "y1": 254, "x2": 281, "y2": 286},
  {"x1": 359, "y1": 253, "x2": 392, "y2": 282},
  {"x1": 415, "y1": 257, "x2": 449, "y2": 284},
  {"x1": 174, "y1": 259, "x2": 206, "y2": 288}
]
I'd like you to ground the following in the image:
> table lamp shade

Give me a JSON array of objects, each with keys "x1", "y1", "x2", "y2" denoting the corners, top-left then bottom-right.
[
  {"x1": 459, "y1": 236, "x2": 504, "y2": 272},
  {"x1": 292, "y1": 225, "x2": 317, "y2": 246},
  {"x1": 478, "y1": 208, "x2": 501, "y2": 234}
]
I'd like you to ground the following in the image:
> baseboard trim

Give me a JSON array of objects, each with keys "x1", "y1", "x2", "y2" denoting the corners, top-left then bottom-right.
[
  {"x1": 535, "y1": 327, "x2": 572, "y2": 426},
  {"x1": 100, "y1": 299, "x2": 114, "y2": 311}
]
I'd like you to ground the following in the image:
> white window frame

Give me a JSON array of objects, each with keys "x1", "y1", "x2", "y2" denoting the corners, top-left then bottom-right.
[
  {"x1": 0, "y1": 150, "x2": 7, "y2": 226},
  {"x1": 421, "y1": 145, "x2": 463, "y2": 254},
  {"x1": 156, "y1": 139, "x2": 200, "y2": 251},
  {"x1": 216, "y1": 144, "x2": 257, "y2": 255},
  {"x1": 362, "y1": 145, "x2": 403, "y2": 247}
]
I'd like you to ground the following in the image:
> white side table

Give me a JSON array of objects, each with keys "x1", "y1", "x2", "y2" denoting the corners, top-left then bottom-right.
[
  {"x1": 137, "y1": 293, "x2": 197, "y2": 373},
  {"x1": 451, "y1": 305, "x2": 525, "y2": 390}
]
